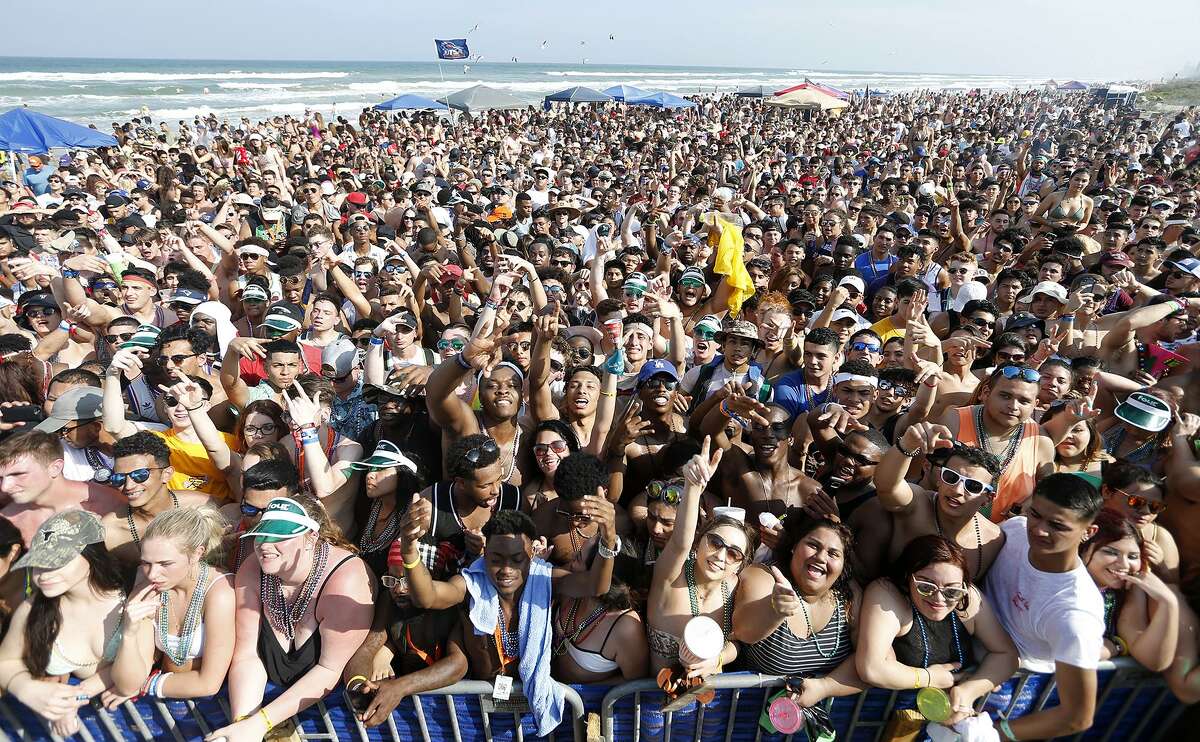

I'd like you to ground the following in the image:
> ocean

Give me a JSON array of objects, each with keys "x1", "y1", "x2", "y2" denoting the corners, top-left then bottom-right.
[{"x1": 0, "y1": 56, "x2": 1060, "y2": 126}]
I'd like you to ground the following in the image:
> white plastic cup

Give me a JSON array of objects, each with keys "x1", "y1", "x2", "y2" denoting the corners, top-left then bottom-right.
[
  {"x1": 681, "y1": 615, "x2": 724, "y2": 662},
  {"x1": 713, "y1": 505, "x2": 746, "y2": 523}
]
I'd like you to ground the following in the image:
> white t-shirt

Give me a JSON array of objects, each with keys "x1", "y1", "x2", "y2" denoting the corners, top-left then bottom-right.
[
  {"x1": 984, "y1": 517, "x2": 1105, "y2": 674},
  {"x1": 60, "y1": 443, "x2": 113, "y2": 483}
]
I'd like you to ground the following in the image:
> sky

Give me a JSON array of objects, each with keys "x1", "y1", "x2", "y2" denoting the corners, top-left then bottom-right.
[{"x1": 5, "y1": 0, "x2": 1197, "y2": 79}]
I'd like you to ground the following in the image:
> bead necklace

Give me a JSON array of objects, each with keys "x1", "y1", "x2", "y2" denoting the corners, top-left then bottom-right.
[
  {"x1": 685, "y1": 558, "x2": 732, "y2": 638},
  {"x1": 83, "y1": 447, "x2": 112, "y2": 484},
  {"x1": 973, "y1": 406, "x2": 1023, "y2": 477},
  {"x1": 554, "y1": 598, "x2": 607, "y2": 656},
  {"x1": 934, "y1": 498, "x2": 984, "y2": 579},
  {"x1": 53, "y1": 594, "x2": 126, "y2": 668},
  {"x1": 127, "y1": 491, "x2": 180, "y2": 546},
  {"x1": 260, "y1": 540, "x2": 330, "y2": 643},
  {"x1": 1102, "y1": 590, "x2": 1118, "y2": 636},
  {"x1": 496, "y1": 602, "x2": 520, "y2": 658},
  {"x1": 158, "y1": 562, "x2": 209, "y2": 666},
  {"x1": 798, "y1": 592, "x2": 841, "y2": 659},
  {"x1": 913, "y1": 605, "x2": 964, "y2": 668},
  {"x1": 499, "y1": 426, "x2": 522, "y2": 483},
  {"x1": 358, "y1": 497, "x2": 401, "y2": 554}
]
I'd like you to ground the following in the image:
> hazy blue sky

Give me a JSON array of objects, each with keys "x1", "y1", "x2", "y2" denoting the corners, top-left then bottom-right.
[{"x1": 6, "y1": 0, "x2": 1196, "y2": 79}]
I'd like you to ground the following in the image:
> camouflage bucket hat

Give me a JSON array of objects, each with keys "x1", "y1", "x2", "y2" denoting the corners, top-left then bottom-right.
[{"x1": 14, "y1": 509, "x2": 106, "y2": 570}]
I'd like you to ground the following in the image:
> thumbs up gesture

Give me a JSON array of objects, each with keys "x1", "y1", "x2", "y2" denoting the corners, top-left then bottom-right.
[{"x1": 768, "y1": 565, "x2": 800, "y2": 617}]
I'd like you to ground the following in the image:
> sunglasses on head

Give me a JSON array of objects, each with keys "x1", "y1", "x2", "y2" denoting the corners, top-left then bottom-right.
[
  {"x1": 912, "y1": 578, "x2": 968, "y2": 603},
  {"x1": 464, "y1": 438, "x2": 500, "y2": 464},
  {"x1": 704, "y1": 531, "x2": 746, "y2": 563},
  {"x1": 109, "y1": 467, "x2": 164, "y2": 488},
  {"x1": 939, "y1": 467, "x2": 993, "y2": 495},
  {"x1": 997, "y1": 365, "x2": 1040, "y2": 383},
  {"x1": 647, "y1": 479, "x2": 684, "y2": 505}
]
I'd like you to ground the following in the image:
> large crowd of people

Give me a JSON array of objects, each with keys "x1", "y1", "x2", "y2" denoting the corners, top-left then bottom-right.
[{"x1": 0, "y1": 87, "x2": 1195, "y2": 741}]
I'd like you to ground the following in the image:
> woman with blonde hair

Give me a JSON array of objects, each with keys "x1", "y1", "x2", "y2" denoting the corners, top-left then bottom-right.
[{"x1": 111, "y1": 507, "x2": 236, "y2": 700}]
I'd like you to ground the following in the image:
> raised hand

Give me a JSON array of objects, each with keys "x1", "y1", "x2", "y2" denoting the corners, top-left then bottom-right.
[
  {"x1": 899, "y1": 422, "x2": 955, "y2": 456},
  {"x1": 397, "y1": 493, "x2": 432, "y2": 546},
  {"x1": 681, "y1": 436, "x2": 724, "y2": 489},
  {"x1": 768, "y1": 565, "x2": 800, "y2": 617},
  {"x1": 108, "y1": 348, "x2": 145, "y2": 380},
  {"x1": 284, "y1": 380, "x2": 321, "y2": 429},
  {"x1": 228, "y1": 337, "x2": 267, "y2": 360},
  {"x1": 164, "y1": 378, "x2": 206, "y2": 410}
]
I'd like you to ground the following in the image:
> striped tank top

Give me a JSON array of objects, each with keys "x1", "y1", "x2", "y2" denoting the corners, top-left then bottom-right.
[{"x1": 742, "y1": 594, "x2": 851, "y2": 677}]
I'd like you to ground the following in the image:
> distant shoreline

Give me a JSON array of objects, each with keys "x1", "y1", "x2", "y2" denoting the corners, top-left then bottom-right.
[{"x1": 1143, "y1": 80, "x2": 1200, "y2": 108}]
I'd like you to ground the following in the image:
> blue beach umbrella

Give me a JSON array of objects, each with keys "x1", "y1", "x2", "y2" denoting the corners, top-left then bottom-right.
[
  {"x1": 625, "y1": 92, "x2": 698, "y2": 110},
  {"x1": 0, "y1": 108, "x2": 118, "y2": 152},
  {"x1": 602, "y1": 84, "x2": 650, "y2": 102},
  {"x1": 374, "y1": 94, "x2": 448, "y2": 111}
]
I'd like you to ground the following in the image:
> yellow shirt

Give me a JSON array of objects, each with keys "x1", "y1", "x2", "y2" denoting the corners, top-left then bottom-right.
[
  {"x1": 869, "y1": 316, "x2": 906, "y2": 343},
  {"x1": 153, "y1": 430, "x2": 237, "y2": 503}
]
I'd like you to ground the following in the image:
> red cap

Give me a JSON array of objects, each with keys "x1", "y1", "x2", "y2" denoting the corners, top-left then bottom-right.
[
  {"x1": 345, "y1": 191, "x2": 368, "y2": 206},
  {"x1": 387, "y1": 540, "x2": 406, "y2": 569}
]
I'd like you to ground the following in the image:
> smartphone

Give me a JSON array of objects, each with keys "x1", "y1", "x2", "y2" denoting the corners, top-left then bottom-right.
[{"x1": 1, "y1": 405, "x2": 45, "y2": 425}]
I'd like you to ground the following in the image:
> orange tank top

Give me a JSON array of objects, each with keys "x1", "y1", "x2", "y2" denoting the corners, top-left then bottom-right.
[{"x1": 956, "y1": 406, "x2": 1039, "y2": 523}]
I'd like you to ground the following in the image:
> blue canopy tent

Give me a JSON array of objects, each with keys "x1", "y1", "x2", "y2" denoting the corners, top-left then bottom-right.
[
  {"x1": 625, "y1": 92, "x2": 698, "y2": 110},
  {"x1": 1057, "y1": 80, "x2": 1088, "y2": 91},
  {"x1": 0, "y1": 108, "x2": 117, "y2": 152},
  {"x1": 543, "y1": 86, "x2": 612, "y2": 111},
  {"x1": 373, "y1": 94, "x2": 448, "y2": 111},
  {"x1": 602, "y1": 84, "x2": 650, "y2": 103}
]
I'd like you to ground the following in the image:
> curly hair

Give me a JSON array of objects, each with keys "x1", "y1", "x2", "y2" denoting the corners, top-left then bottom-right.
[
  {"x1": 554, "y1": 451, "x2": 607, "y2": 502},
  {"x1": 447, "y1": 433, "x2": 501, "y2": 480},
  {"x1": 772, "y1": 509, "x2": 854, "y2": 602}
]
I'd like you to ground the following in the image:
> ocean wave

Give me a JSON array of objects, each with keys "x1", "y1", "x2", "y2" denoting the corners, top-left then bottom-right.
[
  {"x1": 543, "y1": 70, "x2": 771, "y2": 78},
  {"x1": 0, "y1": 71, "x2": 350, "y2": 83},
  {"x1": 216, "y1": 82, "x2": 293, "y2": 90}
]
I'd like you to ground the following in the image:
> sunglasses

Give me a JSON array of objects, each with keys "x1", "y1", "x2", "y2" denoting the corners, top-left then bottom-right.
[
  {"x1": 382, "y1": 263, "x2": 406, "y2": 274},
  {"x1": 437, "y1": 338, "x2": 466, "y2": 352},
  {"x1": 1167, "y1": 270, "x2": 1192, "y2": 281},
  {"x1": 939, "y1": 467, "x2": 993, "y2": 495},
  {"x1": 969, "y1": 317, "x2": 995, "y2": 329},
  {"x1": 240, "y1": 502, "x2": 267, "y2": 517},
  {"x1": 244, "y1": 422, "x2": 277, "y2": 437},
  {"x1": 24, "y1": 306, "x2": 58, "y2": 318},
  {"x1": 694, "y1": 329, "x2": 717, "y2": 341},
  {"x1": 105, "y1": 332, "x2": 135, "y2": 344},
  {"x1": 704, "y1": 532, "x2": 746, "y2": 563},
  {"x1": 505, "y1": 340, "x2": 532, "y2": 352},
  {"x1": 1117, "y1": 489, "x2": 1167, "y2": 515},
  {"x1": 555, "y1": 507, "x2": 591, "y2": 524},
  {"x1": 640, "y1": 377, "x2": 677, "y2": 391},
  {"x1": 352, "y1": 336, "x2": 374, "y2": 347},
  {"x1": 835, "y1": 441, "x2": 880, "y2": 467},
  {"x1": 751, "y1": 421, "x2": 791, "y2": 438},
  {"x1": 877, "y1": 379, "x2": 915, "y2": 396},
  {"x1": 464, "y1": 438, "x2": 500, "y2": 464},
  {"x1": 381, "y1": 575, "x2": 406, "y2": 589},
  {"x1": 549, "y1": 359, "x2": 564, "y2": 372},
  {"x1": 947, "y1": 268, "x2": 971, "y2": 276},
  {"x1": 912, "y1": 578, "x2": 969, "y2": 603},
  {"x1": 109, "y1": 467, "x2": 165, "y2": 488},
  {"x1": 850, "y1": 341, "x2": 880, "y2": 353},
  {"x1": 156, "y1": 353, "x2": 196, "y2": 367},
  {"x1": 533, "y1": 440, "x2": 570, "y2": 457},
  {"x1": 508, "y1": 301, "x2": 530, "y2": 311},
  {"x1": 995, "y1": 351, "x2": 1025, "y2": 364},
  {"x1": 997, "y1": 365, "x2": 1040, "y2": 383},
  {"x1": 647, "y1": 479, "x2": 684, "y2": 505},
  {"x1": 552, "y1": 259, "x2": 575, "y2": 268}
]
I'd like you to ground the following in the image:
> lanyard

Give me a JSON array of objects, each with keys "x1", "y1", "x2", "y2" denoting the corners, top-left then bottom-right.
[
  {"x1": 492, "y1": 623, "x2": 516, "y2": 673},
  {"x1": 406, "y1": 625, "x2": 443, "y2": 667}
]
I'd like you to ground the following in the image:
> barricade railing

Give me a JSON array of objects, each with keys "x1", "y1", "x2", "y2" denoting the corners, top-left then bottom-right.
[{"x1": 0, "y1": 659, "x2": 1184, "y2": 741}]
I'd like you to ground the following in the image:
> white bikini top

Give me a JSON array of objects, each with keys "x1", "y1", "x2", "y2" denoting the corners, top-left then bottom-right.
[{"x1": 153, "y1": 573, "x2": 228, "y2": 663}]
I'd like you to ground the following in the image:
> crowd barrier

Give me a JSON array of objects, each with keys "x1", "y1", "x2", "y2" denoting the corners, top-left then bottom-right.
[{"x1": 0, "y1": 658, "x2": 1185, "y2": 741}]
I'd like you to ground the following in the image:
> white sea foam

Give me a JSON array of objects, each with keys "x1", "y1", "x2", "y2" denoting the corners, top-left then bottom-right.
[{"x1": 0, "y1": 71, "x2": 350, "y2": 82}]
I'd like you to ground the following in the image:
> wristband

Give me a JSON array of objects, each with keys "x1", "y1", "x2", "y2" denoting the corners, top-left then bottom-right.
[
  {"x1": 300, "y1": 430, "x2": 320, "y2": 446},
  {"x1": 154, "y1": 671, "x2": 173, "y2": 698},
  {"x1": 454, "y1": 352, "x2": 471, "y2": 370},
  {"x1": 369, "y1": 336, "x2": 384, "y2": 346},
  {"x1": 485, "y1": 299, "x2": 500, "y2": 310},
  {"x1": 62, "y1": 268, "x2": 80, "y2": 279},
  {"x1": 346, "y1": 675, "x2": 369, "y2": 689},
  {"x1": 599, "y1": 389, "x2": 615, "y2": 397},
  {"x1": 1058, "y1": 314, "x2": 1075, "y2": 322},
  {"x1": 998, "y1": 718, "x2": 1016, "y2": 741},
  {"x1": 259, "y1": 708, "x2": 274, "y2": 732},
  {"x1": 597, "y1": 536, "x2": 621, "y2": 559},
  {"x1": 402, "y1": 554, "x2": 422, "y2": 570},
  {"x1": 184, "y1": 403, "x2": 205, "y2": 412},
  {"x1": 57, "y1": 320, "x2": 72, "y2": 332},
  {"x1": 913, "y1": 668, "x2": 922, "y2": 688},
  {"x1": 896, "y1": 438, "x2": 922, "y2": 457}
]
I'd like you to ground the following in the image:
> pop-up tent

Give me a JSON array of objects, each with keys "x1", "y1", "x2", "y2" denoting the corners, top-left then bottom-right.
[
  {"x1": 0, "y1": 108, "x2": 118, "y2": 152},
  {"x1": 544, "y1": 86, "x2": 612, "y2": 105},
  {"x1": 735, "y1": 85, "x2": 777, "y2": 98},
  {"x1": 1057, "y1": 80, "x2": 1088, "y2": 91},
  {"x1": 438, "y1": 85, "x2": 528, "y2": 113},
  {"x1": 374, "y1": 94, "x2": 448, "y2": 111},
  {"x1": 603, "y1": 84, "x2": 650, "y2": 102},
  {"x1": 625, "y1": 92, "x2": 698, "y2": 110},
  {"x1": 765, "y1": 84, "x2": 850, "y2": 113}
]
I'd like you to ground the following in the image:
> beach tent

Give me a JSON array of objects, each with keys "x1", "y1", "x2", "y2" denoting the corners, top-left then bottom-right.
[
  {"x1": 765, "y1": 85, "x2": 850, "y2": 113},
  {"x1": 373, "y1": 94, "x2": 448, "y2": 111},
  {"x1": 735, "y1": 85, "x2": 776, "y2": 98},
  {"x1": 438, "y1": 85, "x2": 527, "y2": 113},
  {"x1": 603, "y1": 84, "x2": 650, "y2": 102},
  {"x1": 0, "y1": 108, "x2": 118, "y2": 152},
  {"x1": 625, "y1": 92, "x2": 698, "y2": 110},
  {"x1": 543, "y1": 86, "x2": 612, "y2": 110},
  {"x1": 1057, "y1": 80, "x2": 1088, "y2": 91},
  {"x1": 800, "y1": 80, "x2": 851, "y2": 100}
]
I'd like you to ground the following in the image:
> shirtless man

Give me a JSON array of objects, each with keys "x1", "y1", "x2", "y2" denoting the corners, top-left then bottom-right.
[
  {"x1": 0, "y1": 430, "x2": 123, "y2": 545},
  {"x1": 531, "y1": 452, "x2": 633, "y2": 567},
  {"x1": 874, "y1": 422, "x2": 1005, "y2": 580},
  {"x1": 100, "y1": 431, "x2": 215, "y2": 567},
  {"x1": 1099, "y1": 295, "x2": 1199, "y2": 381}
]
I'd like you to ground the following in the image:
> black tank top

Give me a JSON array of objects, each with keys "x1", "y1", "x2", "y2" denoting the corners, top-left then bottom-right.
[
  {"x1": 415, "y1": 481, "x2": 521, "y2": 580},
  {"x1": 892, "y1": 605, "x2": 975, "y2": 669},
  {"x1": 258, "y1": 554, "x2": 358, "y2": 686}
]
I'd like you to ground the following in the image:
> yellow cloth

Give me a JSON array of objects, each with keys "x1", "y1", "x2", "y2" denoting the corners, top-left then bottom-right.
[
  {"x1": 153, "y1": 429, "x2": 237, "y2": 502},
  {"x1": 706, "y1": 213, "x2": 755, "y2": 317},
  {"x1": 869, "y1": 316, "x2": 907, "y2": 343}
]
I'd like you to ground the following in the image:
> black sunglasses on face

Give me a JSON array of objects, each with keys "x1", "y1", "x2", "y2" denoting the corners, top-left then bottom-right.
[
  {"x1": 109, "y1": 467, "x2": 165, "y2": 488},
  {"x1": 836, "y1": 441, "x2": 880, "y2": 467},
  {"x1": 156, "y1": 353, "x2": 196, "y2": 367},
  {"x1": 105, "y1": 332, "x2": 134, "y2": 344}
]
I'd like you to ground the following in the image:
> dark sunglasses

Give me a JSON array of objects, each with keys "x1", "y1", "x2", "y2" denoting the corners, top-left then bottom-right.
[
  {"x1": 156, "y1": 353, "x2": 196, "y2": 367},
  {"x1": 704, "y1": 532, "x2": 746, "y2": 563},
  {"x1": 836, "y1": 441, "x2": 880, "y2": 467},
  {"x1": 24, "y1": 307, "x2": 58, "y2": 318},
  {"x1": 751, "y1": 421, "x2": 791, "y2": 438},
  {"x1": 109, "y1": 467, "x2": 164, "y2": 488},
  {"x1": 533, "y1": 440, "x2": 570, "y2": 457},
  {"x1": 997, "y1": 365, "x2": 1040, "y2": 383},
  {"x1": 464, "y1": 438, "x2": 500, "y2": 464},
  {"x1": 877, "y1": 379, "x2": 915, "y2": 396},
  {"x1": 1117, "y1": 489, "x2": 1167, "y2": 514},
  {"x1": 105, "y1": 332, "x2": 135, "y2": 344},
  {"x1": 240, "y1": 501, "x2": 267, "y2": 517},
  {"x1": 647, "y1": 479, "x2": 684, "y2": 505},
  {"x1": 849, "y1": 341, "x2": 880, "y2": 353},
  {"x1": 640, "y1": 377, "x2": 677, "y2": 391}
]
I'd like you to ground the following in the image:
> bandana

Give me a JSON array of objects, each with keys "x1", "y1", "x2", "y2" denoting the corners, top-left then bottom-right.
[{"x1": 832, "y1": 373, "x2": 879, "y2": 387}]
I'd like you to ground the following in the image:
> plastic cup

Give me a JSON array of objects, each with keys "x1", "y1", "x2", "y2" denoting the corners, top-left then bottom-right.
[
  {"x1": 602, "y1": 318, "x2": 622, "y2": 344},
  {"x1": 758, "y1": 511, "x2": 781, "y2": 530},
  {"x1": 768, "y1": 694, "x2": 804, "y2": 734},
  {"x1": 713, "y1": 506, "x2": 746, "y2": 523},
  {"x1": 916, "y1": 686, "x2": 953, "y2": 723},
  {"x1": 681, "y1": 615, "x2": 724, "y2": 662}
]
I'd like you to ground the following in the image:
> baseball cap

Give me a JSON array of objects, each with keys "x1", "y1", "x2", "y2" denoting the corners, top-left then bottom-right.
[
  {"x1": 321, "y1": 337, "x2": 358, "y2": 380},
  {"x1": 830, "y1": 308, "x2": 868, "y2": 327},
  {"x1": 169, "y1": 287, "x2": 207, "y2": 306},
  {"x1": 231, "y1": 193, "x2": 257, "y2": 207},
  {"x1": 263, "y1": 302, "x2": 304, "y2": 333},
  {"x1": 34, "y1": 387, "x2": 104, "y2": 433},
  {"x1": 636, "y1": 358, "x2": 680, "y2": 386},
  {"x1": 119, "y1": 324, "x2": 162, "y2": 350},
  {"x1": 838, "y1": 276, "x2": 866, "y2": 295},
  {"x1": 1113, "y1": 391, "x2": 1172, "y2": 432},
  {"x1": 1018, "y1": 281, "x2": 1068, "y2": 304},
  {"x1": 347, "y1": 440, "x2": 419, "y2": 473},
  {"x1": 236, "y1": 244, "x2": 270, "y2": 259},
  {"x1": 679, "y1": 267, "x2": 706, "y2": 287},
  {"x1": 1005, "y1": 312, "x2": 1045, "y2": 332},
  {"x1": 623, "y1": 272, "x2": 649, "y2": 296},
  {"x1": 240, "y1": 283, "x2": 270, "y2": 302},
  {"x1": 345, "y1": 192, "x2": 368, "y2": 207},
  {"x1": 1168, "y1": 258, "x2": 1200, "y2": 279},
  {"x1": 14, "y1": 510, "x2": 106, "y2": 570},
  {"x1": 1099, "y1": 251, "x2": 1134, "y2": 268},
  {"x1": 392, "y1": 310, "x2": 418, "y2": 331},
  {"x1": 715, "y1": 319, "x2": 763, "y2": 345},
  {"x1": 240, "y1": 497, "x2": 321, "y2": 543}
]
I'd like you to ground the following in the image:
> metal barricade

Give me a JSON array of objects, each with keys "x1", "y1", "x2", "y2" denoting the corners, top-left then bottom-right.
[{"x1": 0, "y1": 680, "x2": 588, "y2": 742}]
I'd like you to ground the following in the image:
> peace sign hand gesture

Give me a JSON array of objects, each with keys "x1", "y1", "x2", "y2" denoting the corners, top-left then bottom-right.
[{"x1": 681, "y1": 436, "x2": 723, "y2": 489}]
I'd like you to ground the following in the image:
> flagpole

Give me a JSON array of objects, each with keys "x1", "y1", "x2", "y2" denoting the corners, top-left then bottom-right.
[{"x1": 438, "y1": 62, "x2": 444, "y2": 83}]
